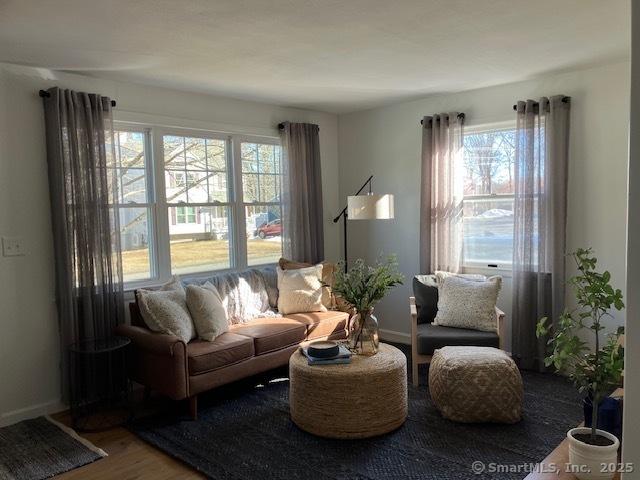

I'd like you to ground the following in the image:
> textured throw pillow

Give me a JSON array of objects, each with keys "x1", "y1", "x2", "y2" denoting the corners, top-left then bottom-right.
[
  {"x1": 136, "y1": 276, "x2": 196, "y2": 343},
  {"x1": 433, "y1": 275, "x2": 502, "y2": 332},
  {"x1": 185, "y1": 282, "x2": 229, "y2": 341},
  {"x1": 279, "y1": 257, "x2": 336, "y2": 309},
  {"x1": 277, "y1": 264, "x2": 327, "y2": 314}
]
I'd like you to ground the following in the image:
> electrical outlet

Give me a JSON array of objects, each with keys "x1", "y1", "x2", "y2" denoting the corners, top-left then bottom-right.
[{"x1": 2, "y1": 237, "x2": 25, "y2": 257}]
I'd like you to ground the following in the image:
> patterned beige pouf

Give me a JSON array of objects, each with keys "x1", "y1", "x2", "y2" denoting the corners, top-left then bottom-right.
[{"x1": 428, "y1": 346, "x2": 523, "y2": 424}]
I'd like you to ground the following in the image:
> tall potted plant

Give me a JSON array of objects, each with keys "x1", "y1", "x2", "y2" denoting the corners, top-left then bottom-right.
[
  {"x1": 332, "y1": 256, "x2": 404, "y2": 356},
  {"x1": 537, "y1": 248, "x2": 624, "y2": 480}
]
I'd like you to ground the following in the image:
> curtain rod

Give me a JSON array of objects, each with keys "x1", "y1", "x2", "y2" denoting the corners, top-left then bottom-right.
[
  {"x1": 277, "y1": 122, "x2": 319, "y2": 132},
  {"x1": 512, "y1": 96, "x2": 570, "y2": 111},
  {"x1": 420, "y1": 112, "x2": 465, "y2": 125},
  {"x1": 39, "y1": 89, "x2": 117, "y2": 108}
]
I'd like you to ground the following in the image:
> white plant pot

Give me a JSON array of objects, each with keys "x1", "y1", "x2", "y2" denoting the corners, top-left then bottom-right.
[{"x1": 567, "y1": 427, "x2": 620, "y2": 480}]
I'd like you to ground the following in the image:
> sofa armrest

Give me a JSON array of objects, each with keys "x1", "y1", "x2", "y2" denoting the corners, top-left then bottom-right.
[
  {"x1": 496, "y1": 307, "x2": 506, "y2": 350},
  {"x1": 115, "y1": 324, "x2": 186, "y2": 356},
  {"x1": 114, "y1": 324, "x2": 189, "y2": 400}
]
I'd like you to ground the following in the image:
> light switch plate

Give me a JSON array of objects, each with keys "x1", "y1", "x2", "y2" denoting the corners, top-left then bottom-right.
[{"x1": 2, "y1": 237, "x2": 25, "y2": 257}]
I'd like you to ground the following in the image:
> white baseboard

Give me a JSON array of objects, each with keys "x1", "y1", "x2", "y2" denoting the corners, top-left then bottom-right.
[
  {"x1": 379, "y1": 328, "x2": 411, "y2": 345},
  {"x1": 0, "y1": 399, "x2": 67, "y2": 428}
]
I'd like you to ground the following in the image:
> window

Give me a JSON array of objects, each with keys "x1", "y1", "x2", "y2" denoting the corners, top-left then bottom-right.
[
  {"x1": 462, "y1": 125, "x2": 516, "y2": 268},
  {"x1": 175, "y1": 206, "x2": 197, "y2": 224},
  {"x1": 111, "y1": 125, "x2": 283, "y2": 285},
  {"x1": 107, "y1": 129, "x2": 155, "y2": 283},
  {"x1": 163, "y1": 134, "x2": 232, "y2": 274},
  {"x1": 240, "y1": 141, "x2": 283, "y2": 266}
]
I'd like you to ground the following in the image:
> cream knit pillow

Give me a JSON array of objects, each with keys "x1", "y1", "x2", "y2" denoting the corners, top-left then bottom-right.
[
  {"x1": 186, "y1": 282, "x2": 229, "y2": 341},
  {"x1": 277, "y1": 265, "x2": 327, "y2": 315},
  {"x1": 433, "y1": 275, "x2": 502, "y2": 332},
  {"x1": 136, "y1": 277, "x2": 196, "y2": 343}
]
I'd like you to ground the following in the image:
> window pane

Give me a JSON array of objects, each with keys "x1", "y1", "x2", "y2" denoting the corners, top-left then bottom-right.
[
  {"x1": 185, "y1": 171, "x2": 209, "y2": 203},
  {"x1": 241, "y1": 143, "x2": 258, "y2": 173},
  {"x1": 117, "y1": 131, "x2": 145, "y2": 168},
  {"x1": 107, "y1": 130, "x2": 148, "y2": 204},
  {"x1": 164, "y1": 135, "x2": 185, "y2": 169},
  {"x1": 246, "y1": 205, "x2": 282, "y2": 266},
  {"x1": 169, "y1": 206, "x2": 231, "y2": 274},
  {"x1": 463, "y1": 129, "x2": 516, "y2": 195},
  {"x1": 462, "y1": 197, "x2": 514, "y2": 265},
  {"x1": 258, "y1": 144, "x2": 277, "y2": 173},
  {"x1": 208, "y1": 172, "x2": 228, "y2": 203},
  {"x1": 242, "y1": 173, "x2": 259, "y2": 202},
  {"x1": 119, "y1": 207, "x2": 152, "y2": 282},
  {"x1": 163, "y1": 135, "x2": 229, "y2": 204},
  {"x1": 206, "y1": 139, "x2": 226, "y2": 170},
  {"x1": 120, "y1": 168, "x2": 146, "y2": 204},
  {"x1": 186, "y1": 138, "x2": 207, "y2": 170}
]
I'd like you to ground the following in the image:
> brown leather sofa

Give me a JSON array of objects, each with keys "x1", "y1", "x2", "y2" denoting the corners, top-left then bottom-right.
[{"x1": 115, "y1": 301, "x2": 348, "y2": 418}]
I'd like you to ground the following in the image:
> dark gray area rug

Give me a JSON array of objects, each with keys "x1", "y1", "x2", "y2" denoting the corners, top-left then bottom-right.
[
  {"x1": 129, "y1": 345, "x2": 582, "y2": 480},
  {"x1": 0, "y1": 416, "x2": 106, "y2": 480}
]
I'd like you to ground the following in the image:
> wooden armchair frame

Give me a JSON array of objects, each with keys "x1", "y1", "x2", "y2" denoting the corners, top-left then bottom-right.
[{"x1": 409, "y1": 296, "x2": 506, "y2": 386}]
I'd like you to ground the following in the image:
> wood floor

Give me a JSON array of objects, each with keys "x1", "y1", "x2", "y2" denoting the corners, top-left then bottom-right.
[{"x1": 52, "y1": 411, "x2": 204, "y2": 480}]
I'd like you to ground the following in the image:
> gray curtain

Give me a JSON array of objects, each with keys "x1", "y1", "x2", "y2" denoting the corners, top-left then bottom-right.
[
  {"x1": 42, "y1": 87, "x2": 125, "y2": 397},
  {"x1": 280, "y1": 122, "x2": 324, "y2": 264},
  {"x1": 419, "y1": 113, "x2": 465, "y2": 274},
  {"x1": 511, "y1": 96, "x2": 570, "y2": 371}
]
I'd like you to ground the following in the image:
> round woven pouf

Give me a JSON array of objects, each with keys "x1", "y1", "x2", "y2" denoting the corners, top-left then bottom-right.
[{"x1": 289, "y1": 343, "x2": 408, "y2": 439}]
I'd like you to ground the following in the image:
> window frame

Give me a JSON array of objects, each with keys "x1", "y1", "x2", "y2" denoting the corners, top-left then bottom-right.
[
  {"x1": 114, "y1": 122, "x2": 283, "y2": 289},
  {"x1": 461, "y1": 121, "x2": 516, "y2": 273}
]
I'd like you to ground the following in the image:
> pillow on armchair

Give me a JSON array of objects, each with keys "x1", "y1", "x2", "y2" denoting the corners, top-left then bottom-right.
[
  {"x1": 413, "y1": 271, "x2": 487, "y2": 324},
  {"x1": 433, "y1": 275, "x2": 502, "y2": 332}
]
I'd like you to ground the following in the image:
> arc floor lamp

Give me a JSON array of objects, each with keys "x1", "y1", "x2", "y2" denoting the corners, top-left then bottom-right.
[{"x1": 333, "y1": 175, "x2": 395, "y2": 271}]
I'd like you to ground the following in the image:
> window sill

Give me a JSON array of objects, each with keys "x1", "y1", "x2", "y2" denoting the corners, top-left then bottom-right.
[
  {"x1": 462, "y1": 264, "x2": 513, "y2": 278},
  {"x1": 122, "y1": 262, "x2": 278, "y2": 293}
]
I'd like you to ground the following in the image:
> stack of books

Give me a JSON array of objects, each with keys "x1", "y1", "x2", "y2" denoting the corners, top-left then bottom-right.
[{"x1": 300, "y1": 344, "x2": 352, "y2": 365}]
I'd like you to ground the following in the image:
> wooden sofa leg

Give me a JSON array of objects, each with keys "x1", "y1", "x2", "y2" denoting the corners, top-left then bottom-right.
[{"x1": 188, "y1": 395, "x2": 198, "y2": 420}]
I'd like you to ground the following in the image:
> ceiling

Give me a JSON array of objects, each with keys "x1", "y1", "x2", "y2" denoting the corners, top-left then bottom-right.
[{"x1": 0, "y1": 0, "x2": 630, "y2": 114}]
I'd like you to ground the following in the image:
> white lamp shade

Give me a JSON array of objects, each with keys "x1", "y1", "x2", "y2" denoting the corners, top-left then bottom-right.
[{"x1": 347, "y1": 194, "x2": 394, "y2": 220}]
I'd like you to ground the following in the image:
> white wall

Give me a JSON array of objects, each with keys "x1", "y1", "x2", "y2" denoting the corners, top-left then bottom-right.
[
  {"x1": 622, "y1": 2, "x2": 640, "y2": 471},
  {"x1": 0, "y1": 63, "x2": 340, "y2": 425},
  {"x1": 338, "y1": 61, "x2": 630, "y2": 348}
]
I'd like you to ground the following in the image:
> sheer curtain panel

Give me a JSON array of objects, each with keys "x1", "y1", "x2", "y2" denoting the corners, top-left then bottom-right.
[
  {"x1": 419, "y1": 113, "x2": 465, "y2": 273},
  {"x1": 42, "y1": 87, "x2": 125, "y2": 398},
  {"x1": 511, "y1": 96, "x2": 570, "y2": 371}
]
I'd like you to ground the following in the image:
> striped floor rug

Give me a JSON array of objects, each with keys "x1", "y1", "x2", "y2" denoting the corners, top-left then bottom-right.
[{"x1": 0, "y1": 416, "x2": 106, "y2": 480}]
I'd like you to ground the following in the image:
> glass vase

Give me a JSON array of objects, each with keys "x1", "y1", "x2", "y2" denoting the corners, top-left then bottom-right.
[{"x1": 348, "y1": 309, "x2": 379, "y2": 356}]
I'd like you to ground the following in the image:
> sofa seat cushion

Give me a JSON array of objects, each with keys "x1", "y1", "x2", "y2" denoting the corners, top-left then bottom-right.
[
  {"x1": 286, "y1": 311, "x2": 349, "y2": 340},
  {"x1": 187, "y1": 333, "x2": 255, "y2": 375},
  {"x1": 231, "y1": 318, "x2": 307, "y2": 355},
  {"x1": 416, "y1": 323, "x2": 499, "y2": 356}
]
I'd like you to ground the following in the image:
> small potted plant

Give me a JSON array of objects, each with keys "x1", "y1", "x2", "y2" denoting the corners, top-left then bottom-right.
[
  {"x1": 537, "y1": 248, "x2": 624, "y2": 480},
  {"x1": 332, "y1": 256, "x2": 404, "y2": 356}
]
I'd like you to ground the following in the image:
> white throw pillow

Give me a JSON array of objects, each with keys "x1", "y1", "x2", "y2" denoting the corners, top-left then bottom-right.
[
  {"x1": 136, "y1": 276, "x2": 196, "y2": 343},
  {"x1": 186, "y1": 282, "x2": 229, "y2": 341},
  {"x1": 433, "y1": 275, "x2": 502, "y2": 332},
  {"x1": 277, "y1": 265, "x2": 327, "y2": 315}
]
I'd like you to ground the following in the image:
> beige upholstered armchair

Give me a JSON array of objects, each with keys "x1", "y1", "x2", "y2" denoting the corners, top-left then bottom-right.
[{"x1": 409, "y1": 275, "x2": 506, "y2": 386}]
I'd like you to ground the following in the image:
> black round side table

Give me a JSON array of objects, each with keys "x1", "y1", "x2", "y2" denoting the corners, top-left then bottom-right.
[{"x1": 69, "y1": 336, "x2": 131, "y2": 432}]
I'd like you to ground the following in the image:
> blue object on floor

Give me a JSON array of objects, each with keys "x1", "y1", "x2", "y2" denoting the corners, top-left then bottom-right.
[{"x1": 583, "y1": 395, "x2": 623, "y2": 440}]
